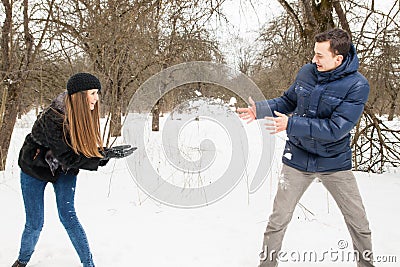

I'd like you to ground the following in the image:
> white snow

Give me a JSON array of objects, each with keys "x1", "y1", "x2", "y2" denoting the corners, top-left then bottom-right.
[
  {"x1": 1, "y1": 109, "x2": 399, "y2": 267},
  {"x1": 229, "y1": 97, "x2": 237, "y2": 106}
]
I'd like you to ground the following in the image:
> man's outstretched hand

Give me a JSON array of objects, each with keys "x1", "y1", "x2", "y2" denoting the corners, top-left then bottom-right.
[
  {"x1": 237, "y1": 96, "x2": 257, "y2": 123},
  {"x1": 265, "y1": 111, "x2": 288, "y2": 134}
]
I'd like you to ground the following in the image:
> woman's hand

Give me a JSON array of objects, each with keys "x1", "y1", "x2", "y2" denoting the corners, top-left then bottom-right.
[{"x1": 103, "y1": 145, "x2": 137, "y2": 159}]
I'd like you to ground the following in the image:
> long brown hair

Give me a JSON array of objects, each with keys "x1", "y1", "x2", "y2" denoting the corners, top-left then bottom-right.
[{"x1": 64, "y1": 91, "x2": 103, "y2": 158}]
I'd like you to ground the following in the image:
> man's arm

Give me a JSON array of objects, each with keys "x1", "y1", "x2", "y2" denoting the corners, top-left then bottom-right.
[
  {"x1": 256, "y1": 83, "x2": 298, "y2": 119},
  {"x1": 238, "y1": 83, "x2": 298, "y2": 123}
]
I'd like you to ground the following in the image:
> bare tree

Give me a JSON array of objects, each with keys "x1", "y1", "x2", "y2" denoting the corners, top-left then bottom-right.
[
  {"x1": 46, "y1": 0, "x2": 225, "y2": 138},
  {"x1": 0, "y1": 0, "x2": 55, "y2": 170},
  {"x1": 0, "y1": 0, "x2": 227, "y2": 166},
  {"x1": 352, "y1": 104, "x2": 400, "y2": 173}
]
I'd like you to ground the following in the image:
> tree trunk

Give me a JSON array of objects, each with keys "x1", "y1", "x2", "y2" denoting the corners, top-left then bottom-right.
[
  {"x1": 151, "y1": 100, "x2": 160, "y2": 131},
  {"x1": 387, "y1": 95, "x2": 398, "y2": 121},
  {"x1": 0, "y1": 0, "x2": 13, "y2": 170},
  {"x1": 0, "y1": 84, "x2": 19, "y2": 170},
  {"x1": 110, "y1": 105, "x2": 122, "y2": 137}
]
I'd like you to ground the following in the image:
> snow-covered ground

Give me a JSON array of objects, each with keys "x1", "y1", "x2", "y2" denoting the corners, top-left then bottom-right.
[{"x1": 1, "y1": 110, "x2": 399, "y2": 266}]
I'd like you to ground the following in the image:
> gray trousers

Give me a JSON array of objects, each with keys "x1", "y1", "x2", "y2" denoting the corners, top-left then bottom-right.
[{"x1": 259, "y1": 164, "x2": 374, "y2": 267}]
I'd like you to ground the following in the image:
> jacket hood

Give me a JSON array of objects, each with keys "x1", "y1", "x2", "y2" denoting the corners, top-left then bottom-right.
[
  {"x1": 50, "y1": 92, "x2": 67, "y2": 114},
  {"x1": 316, "y1": 44, "x2": 359, "y2": 83}
]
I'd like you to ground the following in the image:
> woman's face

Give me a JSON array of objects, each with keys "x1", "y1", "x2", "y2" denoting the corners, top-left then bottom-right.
[{"x1": 86, "y1": 89, "x2": 99, "y2": 110}]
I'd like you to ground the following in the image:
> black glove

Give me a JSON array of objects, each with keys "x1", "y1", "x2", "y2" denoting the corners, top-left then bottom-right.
[
  {"x1": 99, "y1": 145, "x2": 137, "y2": 166},
  {"x1": 104, "y1": 145, "x2": 137, "y2": 159}
]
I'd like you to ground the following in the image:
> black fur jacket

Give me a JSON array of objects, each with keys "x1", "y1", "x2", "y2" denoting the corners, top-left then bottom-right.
[{"x1": 18, "y1": 92, "x2": 103, "y2": 182}]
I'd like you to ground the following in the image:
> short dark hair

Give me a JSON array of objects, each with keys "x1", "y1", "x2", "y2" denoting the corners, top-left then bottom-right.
[{"x1": 314, "y1": 28, "x2": 351, "y2": 57}]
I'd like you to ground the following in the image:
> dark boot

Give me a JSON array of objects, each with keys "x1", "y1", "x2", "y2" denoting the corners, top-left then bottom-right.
[{"x1": 12, "y1": 260, "x2": 27, "y2": 267}]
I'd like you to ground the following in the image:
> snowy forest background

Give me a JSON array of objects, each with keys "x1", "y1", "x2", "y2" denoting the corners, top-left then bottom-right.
[
  {"x1": 1, "y1": 0, "x2": 400, "y2": 266},
  {"x1": 0, "y1": 0, "x2": 399, "y2": 172}
]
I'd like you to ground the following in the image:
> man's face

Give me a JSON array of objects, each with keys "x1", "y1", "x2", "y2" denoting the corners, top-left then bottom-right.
[{"x1": 312, "y1": 41, "x2": 343, "y2": 72}]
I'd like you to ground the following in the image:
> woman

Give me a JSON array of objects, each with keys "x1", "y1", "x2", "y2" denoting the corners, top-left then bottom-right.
[{"x1": 12, "y1": 73, "x2": 135, "y2": 267}]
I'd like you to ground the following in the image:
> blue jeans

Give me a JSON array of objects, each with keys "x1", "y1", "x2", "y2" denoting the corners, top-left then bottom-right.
[{"x1": 18, "y1": 171, "x2": 95, "y2": 267}]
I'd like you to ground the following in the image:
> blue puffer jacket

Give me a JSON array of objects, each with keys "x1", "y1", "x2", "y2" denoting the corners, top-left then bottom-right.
[{"x1": 256, "y1": 45, "x2": 369, "y2": 172}]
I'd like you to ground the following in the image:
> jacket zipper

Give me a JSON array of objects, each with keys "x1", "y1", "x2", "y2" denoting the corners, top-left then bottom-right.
[{"x1": 33, "y1": 148, "x2": 40, "y2": 160}]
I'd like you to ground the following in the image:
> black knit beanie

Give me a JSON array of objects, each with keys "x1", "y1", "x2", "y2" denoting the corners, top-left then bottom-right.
[{"x1": 66, "y1": 73, "x2": 101, "y2": 95}]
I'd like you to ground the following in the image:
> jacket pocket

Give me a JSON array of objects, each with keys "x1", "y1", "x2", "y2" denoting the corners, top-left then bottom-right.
[
  {"x1": 294, "y1": 83, "x2": 311, "y2": 115},
  {"x1": 20, "y1": 141, "x2": 49, "y2": 169},
  {"x1": 319, "y1": 95, "x2": 342, "y2": 118}
]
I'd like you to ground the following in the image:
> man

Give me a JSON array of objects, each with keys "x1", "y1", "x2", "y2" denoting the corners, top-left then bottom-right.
[{"x1": 238, "y1": 28, "x2": 374, "y2": 267}]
